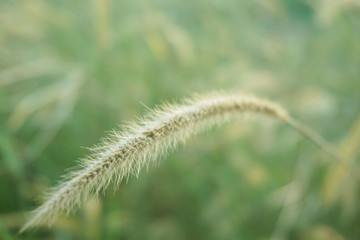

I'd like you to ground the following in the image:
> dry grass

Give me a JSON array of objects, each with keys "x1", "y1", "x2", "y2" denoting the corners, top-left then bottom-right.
[{"x1": 21, "y1": 92, "x2": 338, "y2": 233}]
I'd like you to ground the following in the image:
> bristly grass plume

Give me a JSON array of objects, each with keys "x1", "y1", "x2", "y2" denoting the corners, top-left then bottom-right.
[{"x1": 21, "y1": 92, "x2": 338, "y2": 232}]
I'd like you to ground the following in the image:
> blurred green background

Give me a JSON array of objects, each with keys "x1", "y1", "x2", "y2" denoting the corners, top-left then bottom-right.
[{"x1": 1, "y1": 0, "x2": 360, "y2": 239}]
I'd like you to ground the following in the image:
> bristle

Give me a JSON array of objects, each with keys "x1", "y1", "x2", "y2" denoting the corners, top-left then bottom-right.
[{"x1": 20, "y1": 93, "x2": 336, "y2": 233}]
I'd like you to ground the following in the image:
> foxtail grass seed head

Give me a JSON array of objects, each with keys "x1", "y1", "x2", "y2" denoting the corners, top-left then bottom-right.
[{"x1": 21, "y1": 93, "x2": 338, "y2": 233}]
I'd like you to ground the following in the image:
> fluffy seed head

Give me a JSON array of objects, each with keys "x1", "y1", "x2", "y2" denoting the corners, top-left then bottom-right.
[{"x1": 21, "y1": 93, "x2": 320, "y2": 232}]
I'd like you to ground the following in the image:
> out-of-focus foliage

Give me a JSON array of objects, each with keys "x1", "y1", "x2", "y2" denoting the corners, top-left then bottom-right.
[{"x1": 0, "y1": 0, "x2": 359, "y2": 239}]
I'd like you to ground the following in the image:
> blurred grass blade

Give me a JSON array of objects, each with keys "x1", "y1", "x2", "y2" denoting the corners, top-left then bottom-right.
[{"x1": 0, "y1": 58, "x2": 59, "y2": 87}]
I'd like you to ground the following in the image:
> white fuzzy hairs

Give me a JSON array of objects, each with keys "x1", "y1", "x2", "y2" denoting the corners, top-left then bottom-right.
[{"x1": 21, "y1": 93, "x2": 337, "y2": 232}]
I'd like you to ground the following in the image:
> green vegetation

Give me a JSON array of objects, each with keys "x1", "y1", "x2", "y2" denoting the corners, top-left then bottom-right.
[{"x1": 1, "y1": 0, "x2": 359, "y2": 239}]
